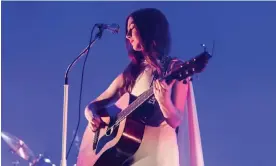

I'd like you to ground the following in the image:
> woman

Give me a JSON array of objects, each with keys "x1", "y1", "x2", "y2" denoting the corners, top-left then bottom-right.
[{"x1": 80, "y1": 8, "x2": 189, "y2": 166}]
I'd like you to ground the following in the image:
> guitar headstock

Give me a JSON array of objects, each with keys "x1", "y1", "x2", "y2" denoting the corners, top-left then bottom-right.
[{"x1": 166, "y1": 51, "x2": 212, "y2": 83}]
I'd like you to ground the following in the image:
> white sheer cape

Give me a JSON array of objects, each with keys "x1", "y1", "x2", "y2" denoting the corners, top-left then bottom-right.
[{"x1": 177, "y1": 81, "x2": 205, "y2": 166}]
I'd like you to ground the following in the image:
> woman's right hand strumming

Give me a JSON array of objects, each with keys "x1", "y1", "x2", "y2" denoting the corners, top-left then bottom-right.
[{"x1": 84, "y1": 107, "x2": 102, "y2": 132}]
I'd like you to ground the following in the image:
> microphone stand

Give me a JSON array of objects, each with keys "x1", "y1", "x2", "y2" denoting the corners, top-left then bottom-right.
[{"x1": 61, "y1": 26, "x2": 104, "y2": 166}]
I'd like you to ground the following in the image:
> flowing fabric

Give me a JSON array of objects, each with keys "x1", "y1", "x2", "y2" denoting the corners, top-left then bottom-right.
[{"x1": 177, "y1": 81, "x2": 205, "y2": 166}]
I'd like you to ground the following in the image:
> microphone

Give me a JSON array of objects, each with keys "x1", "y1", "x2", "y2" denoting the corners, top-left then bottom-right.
[{"x1": 95, "y1": 23, "x2": 120, "y2": 34}]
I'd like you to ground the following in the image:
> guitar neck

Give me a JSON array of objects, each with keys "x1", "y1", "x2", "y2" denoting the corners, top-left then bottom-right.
[{"x1": 115, "y1": 87, "x2": 154, "y2": 126}]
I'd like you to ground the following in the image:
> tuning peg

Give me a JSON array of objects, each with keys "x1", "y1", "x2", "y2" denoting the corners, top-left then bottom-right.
[{"x1": 200, "y1": 44, "x2": 207, "y2": 52}]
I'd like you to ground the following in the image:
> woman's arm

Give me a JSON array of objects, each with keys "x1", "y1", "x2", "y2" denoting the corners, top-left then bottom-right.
[
  {"x1": 153, "y1": 59, "x2": 189, "y2": 128},
  {"x1": 85, "y1": 73, "x2": 124, "y2": 116},
  {"x1": 157, "y1": 79, "x2": 188, "y2": 128}
]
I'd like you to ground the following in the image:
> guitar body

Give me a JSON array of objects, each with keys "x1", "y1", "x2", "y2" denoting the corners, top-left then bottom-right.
[{"x1": 77, "y1": 93, "x2": 146, "y2": 166}]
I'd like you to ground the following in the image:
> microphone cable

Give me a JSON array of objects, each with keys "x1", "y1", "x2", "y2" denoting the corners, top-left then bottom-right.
[{"x1": 66, "y1": 24, "x2": 97, "y2": 159}]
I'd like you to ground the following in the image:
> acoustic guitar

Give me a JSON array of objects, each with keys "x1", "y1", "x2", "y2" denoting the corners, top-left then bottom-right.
[{"x1": 77, "y1": 51, "x2": 211, "y2": 166}]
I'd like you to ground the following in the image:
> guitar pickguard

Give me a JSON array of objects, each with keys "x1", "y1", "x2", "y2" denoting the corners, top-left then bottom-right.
[{"x1": 95, "y1": 105, "x2": 120, "y2": 154}]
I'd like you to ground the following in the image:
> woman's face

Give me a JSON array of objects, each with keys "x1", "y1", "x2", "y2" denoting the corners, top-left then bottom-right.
[{"x1": 126, "y1": 17, "x2": 143, "y2": 51}]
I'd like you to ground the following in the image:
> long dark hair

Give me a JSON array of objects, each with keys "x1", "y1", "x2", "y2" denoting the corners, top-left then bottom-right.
[{"x1": 119, "y1": 8, "x2": 171, "y2": 96}]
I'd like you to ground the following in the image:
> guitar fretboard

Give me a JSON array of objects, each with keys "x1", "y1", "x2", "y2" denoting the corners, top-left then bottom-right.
[{"x1": 114, "y1": 87, "x2": 154, "y2": 127}]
